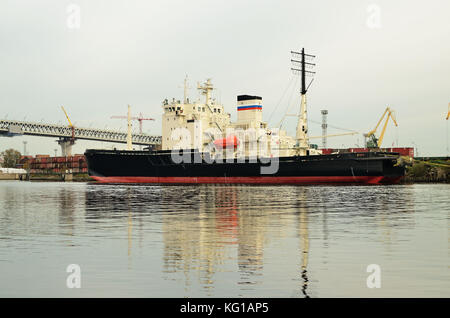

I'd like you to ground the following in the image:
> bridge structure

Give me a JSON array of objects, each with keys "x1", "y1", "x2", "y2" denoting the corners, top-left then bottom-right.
[{"x1": 0, "y1": 119, "x2": 162, "y2": 156}]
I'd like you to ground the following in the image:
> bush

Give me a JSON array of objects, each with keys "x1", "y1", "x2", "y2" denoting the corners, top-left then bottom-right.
[{"x1": 407, "y1": 162, "x2": 428, "y2": 178}]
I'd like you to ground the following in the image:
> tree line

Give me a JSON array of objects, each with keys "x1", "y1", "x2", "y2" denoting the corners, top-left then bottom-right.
[{"x1": 0, "y1": 149, "x2": 22, "y2": 168}]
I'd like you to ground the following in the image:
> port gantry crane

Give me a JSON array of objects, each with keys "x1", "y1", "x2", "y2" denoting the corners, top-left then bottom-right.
[{"x1": 365, "y1": 107, "x2": 398, "y2": 148}]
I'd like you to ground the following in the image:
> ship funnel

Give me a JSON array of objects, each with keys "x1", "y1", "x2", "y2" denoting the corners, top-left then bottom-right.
[{"x1": 236, "y1": 95, "x2": 263, "y2": 124}]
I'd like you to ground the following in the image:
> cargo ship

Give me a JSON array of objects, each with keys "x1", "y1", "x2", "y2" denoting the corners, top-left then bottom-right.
[
  {"x1": 85, "y1": 49, "x2": 407, "y2": 184},
  {"x1": 85, "y1": 149, "x2": 405, "y2": 184}
]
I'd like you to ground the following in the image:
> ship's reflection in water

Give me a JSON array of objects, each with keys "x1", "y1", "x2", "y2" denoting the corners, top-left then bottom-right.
[
  {"x1": 83, "y1": 183, "x2": 418, "y2": 297},
  {"x1": 159, "y1": 186, "x2": 278, "y2": 294},
  {"x1": 83, "y1": 185, "x2": 317, "y2": 295},
  {"x1": 3, "y1": 181, "x2": 448, "y2": 297}
]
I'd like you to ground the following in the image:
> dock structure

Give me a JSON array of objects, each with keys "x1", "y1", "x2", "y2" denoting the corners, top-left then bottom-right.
[{"x1": 0, "y1": 119, "x2": 162, "y2": 155}]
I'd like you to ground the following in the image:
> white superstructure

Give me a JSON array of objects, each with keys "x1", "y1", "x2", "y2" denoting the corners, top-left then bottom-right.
[{"x1": 161, "y1": 78, "x2": 318, "y2": 158}]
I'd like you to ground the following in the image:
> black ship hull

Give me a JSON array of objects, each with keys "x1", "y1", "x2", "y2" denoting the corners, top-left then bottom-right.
[{"x1": 84, "y1": 149, "x2": 406, "y2": 185}]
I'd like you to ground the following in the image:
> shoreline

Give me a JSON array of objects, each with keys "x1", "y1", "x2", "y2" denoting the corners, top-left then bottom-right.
[
  {"x1": 404, "y1": 160, "x2": 449, "y2": 183},
  {"x1": 2, "y1": 159, "x2": 449, "y2": 184},
  {"x1": 1, "y1": 176, "x2": 447, "y2": 184}
]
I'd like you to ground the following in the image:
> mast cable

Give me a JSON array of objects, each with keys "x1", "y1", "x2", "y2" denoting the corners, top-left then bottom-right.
[
  {"x1": 278, "y1": 76, "x2": 300, "y2": 129},
  {"x1": 267, "y1": 75, "x2": 295, "y2": 125}
]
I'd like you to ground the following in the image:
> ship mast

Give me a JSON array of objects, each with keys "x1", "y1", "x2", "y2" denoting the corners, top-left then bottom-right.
[
  {"x1": 197, "y1": 78, "x2": 214, "y2": 106},
  {"x1": 183, "y1": 75, "x2": 191, "y2": 104},
  {"x1": 197, "y1": 78, "x2": 223, "y2": 133},
  {"x1": 126, "y1": 104, "x2": 133, "y2": 150},
  {"x1": 291, "y1": 48, "x2": 316, "y2": 155},
  {"x1": 184, "y1": 76, "x2": 188, "y2": 104}
]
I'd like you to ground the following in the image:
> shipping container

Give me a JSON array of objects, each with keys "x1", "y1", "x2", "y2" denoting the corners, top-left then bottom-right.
[
  {"x1": 381, "y1": 147, "x2": 414, "y2": 157},
  {"x1": 320, "y1": 147, "x2": 414, "y2": 157}
]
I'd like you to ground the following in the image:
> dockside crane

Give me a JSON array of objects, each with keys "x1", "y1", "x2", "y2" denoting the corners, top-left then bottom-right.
[
  {"x1": 61, "y1": 106, "x2": 73, "y2": 126},
  {"x1": 111, "y1": 112, "x2": 155, "y2": 134},
  {"x1": 365, "y1": 107, "x2": 398, "y2": 148},
  {"x1": 60, "y1": 106, "x2": 76, "y2": 156}
]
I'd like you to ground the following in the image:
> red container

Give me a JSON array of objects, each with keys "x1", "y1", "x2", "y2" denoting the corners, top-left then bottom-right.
[
  {"x1": 347, "y1": 148, "x2": 367, "y2": 153},
  {"x1": 381, "y1": 147, "x2": 414, "y2": 157},
  {"x1": 320, "y1": 148, "x2": 334, "y2": 155}
]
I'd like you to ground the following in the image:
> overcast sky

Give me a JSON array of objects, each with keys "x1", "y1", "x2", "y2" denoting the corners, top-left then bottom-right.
[{"x1": 0, "y1": 0, "x2": 449, "y2": 156}]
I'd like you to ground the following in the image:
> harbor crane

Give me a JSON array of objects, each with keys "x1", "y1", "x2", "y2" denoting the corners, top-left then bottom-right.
[
  {"x1": 111, "y1": 112, "x2": 154, "y2": 134},
  {"x1": 60, "y1": 106, "x2": 76, "y2": 156},
  {"x1": 364, "y1": 107, "x2": 398, "y2": 148},
  {"x1": 61, "y1": 106, "x2": 74, "y2": 132}
]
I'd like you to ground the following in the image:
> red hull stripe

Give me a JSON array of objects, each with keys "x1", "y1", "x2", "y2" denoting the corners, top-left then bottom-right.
[{"x1": 91, "y1": 176, "x2": 402, "y2": 184}]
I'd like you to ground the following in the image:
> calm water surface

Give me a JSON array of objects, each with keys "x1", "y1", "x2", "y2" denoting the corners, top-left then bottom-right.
[{"x1": 0, "y1": 181, "x2": 448, "y2": 297}]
